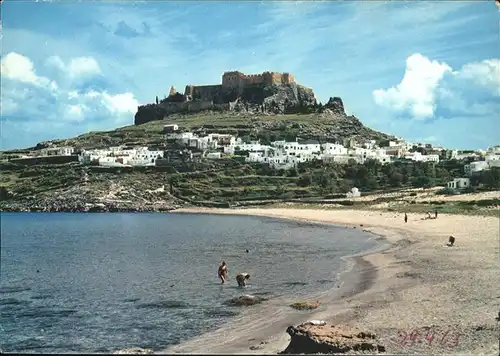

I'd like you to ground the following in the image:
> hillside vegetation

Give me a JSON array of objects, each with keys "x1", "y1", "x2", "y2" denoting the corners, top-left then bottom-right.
[
  {"x1": 20, "y1": 112, "x2": 393, "y2": 151},
  {"x1": 1, "y1": 111, "x2": 499, "y2": 215}
]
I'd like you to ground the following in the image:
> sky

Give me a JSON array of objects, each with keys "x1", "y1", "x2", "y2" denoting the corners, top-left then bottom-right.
[{"x1": 1, "y1": 0, "x2": 499, "y2": 150}]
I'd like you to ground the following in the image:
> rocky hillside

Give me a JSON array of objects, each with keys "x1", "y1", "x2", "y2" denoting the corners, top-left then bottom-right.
[
  {"x1": 135, "y1": 82, "x2": 317, "y2": 125},
  {"x1": 23, "y1": 98, "x2": 393, "y2": 152},
  {"x1": 0, "y1": 97, "x2": 401, "y2": 212}
]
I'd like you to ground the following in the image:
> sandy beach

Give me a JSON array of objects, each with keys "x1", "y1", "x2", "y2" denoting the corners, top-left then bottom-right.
[{"x1": 163, "y1": 208, "x2": 499, "y2": 355}]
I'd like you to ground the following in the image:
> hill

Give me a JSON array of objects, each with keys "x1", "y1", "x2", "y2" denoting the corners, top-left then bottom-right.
[
  {"x1": 30, "y1": 108, "x2": 393, "y2": 151},
  {"x1": 2, "y1": 98, "x2": 498, "y2": 214}
]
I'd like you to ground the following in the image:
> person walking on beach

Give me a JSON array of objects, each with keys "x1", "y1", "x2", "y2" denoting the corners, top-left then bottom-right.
[
  {"x1": 404, "y1": 213, "x2": 408, "y2": 223},
  {"x1": 435, "y1": 210, "x2": 438, "y2": 219},
  {"x1": 218, "y1": 261, "x2": 228, "y2": 284},
  {"x1": 236, "y1": 273, "x2": 250, "y2": 287}
]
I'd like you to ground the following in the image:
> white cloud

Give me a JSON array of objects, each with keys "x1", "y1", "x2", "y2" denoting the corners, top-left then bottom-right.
[
  {"x1": 454, "y1": 59, "x2": 500, "y2": 96},
  {"x1": 46, "y1": 55, "x2": 101, "y2": 78},
  {"x1": 67, "y1": 57, "x2": 101, "y2": 78},
  {"x1": 372, "y1": 53, "x2": 452, "y2": 119},
  {"x1": 2, "y1": 51, "x2": 138, "y2": 128},
  {"x1": 1, "y1": 52, "x2": 53, "y2": 88},
  {"x1": 100, "y1": 92, "x2": 139, "y2": 114},
  {"x1": 66, "y1": 104, "x2": 86, "y2": 122},
  {"x1": 372, "y1": 54, "x2": 500, "y2": 119}
]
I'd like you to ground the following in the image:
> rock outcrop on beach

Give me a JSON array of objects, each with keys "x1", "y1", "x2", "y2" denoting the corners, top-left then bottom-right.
[
  {"x1": 289, "y1": 300, "x2": 321, "y2": 310},
  {"x1": 281, "y1": 321, "x2": 386, "y2": 354},
  {"x1": 224, "y1": 294, "x2": 267, "y2": 306}
]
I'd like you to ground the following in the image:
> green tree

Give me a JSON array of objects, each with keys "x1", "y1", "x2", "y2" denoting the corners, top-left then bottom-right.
[
  {"x1": 297, "y1": 174, "x2": 313, "y2": 187},
  {"x1": 480, "y1": 167, "x2": 500, "y2": 189},
  {"x1": 389, "y1": 171, "x2": 404, "y2": 187}
]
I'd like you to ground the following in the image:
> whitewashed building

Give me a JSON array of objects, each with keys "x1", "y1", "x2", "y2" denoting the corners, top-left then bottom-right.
[
  {"x1": 404, "y1": 151, "x2": 439, "y2": 163},
  {"x1": 206, "y1": 152, "x2": 222, "y2": 159},
  {"x1": 163, "y1": 124, "x2": 179, "y2": 133},
  {"x1": 39, "y1": 146, "x2": 74, "y2": 156},
  {"x1": 346, "y1": 187, "x2": 361, "y2": 198},
  {"x1": 464, "y1": 161, "x2": 489, "y2": 176},
  {"x1": 79, "y1": 147, "x2": 163, "y2": 166},
  {"x1": 447, "y1": 178, "x2": 470, "y2": 190},
  {"x1": 322, "y1": 143, "x2": 348, "y2": 155}
]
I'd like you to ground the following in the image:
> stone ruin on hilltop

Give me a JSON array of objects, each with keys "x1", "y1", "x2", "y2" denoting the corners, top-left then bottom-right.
[{"x1": 134, "y1": 70, "x2": 330, "y2": 125}]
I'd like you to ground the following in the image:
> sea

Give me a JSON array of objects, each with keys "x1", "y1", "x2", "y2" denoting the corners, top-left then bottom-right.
[{"x1": 0, "y1": 212, "x2": 382, "y2": 353}]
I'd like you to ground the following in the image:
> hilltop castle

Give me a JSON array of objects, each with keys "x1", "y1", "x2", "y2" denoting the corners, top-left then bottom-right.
[
  {"x1": 134, "y1": 70, "x2": 316, "y2": 125},
  {"x1": 183, "y1": 71, "x2": 296, "y2": 100}
]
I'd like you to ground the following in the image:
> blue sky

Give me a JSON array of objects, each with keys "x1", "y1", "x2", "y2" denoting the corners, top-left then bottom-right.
[{"x1": 1, "y1": 1, "x2": 499, "y2": 150}]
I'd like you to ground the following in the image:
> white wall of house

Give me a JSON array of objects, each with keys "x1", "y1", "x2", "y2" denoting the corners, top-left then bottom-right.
[
  {"x1": 206, "y1": 152, "x2": 222, "y2": 159},
  {"x1": 488, "y1": 160, "x2": 500, "y2": 168},
  {"x1": 208, "y1": 134, "x2": 235, "y2": 147},
  {"x1": 465, "y1": 161, "x2": 489, "y2": 175},
  {"x1": 79, "y1": 147, "x2": 163, "y2": 166},
  {"x1": 321, "y1": 143, "x2": 348, "y2": 155},
  {"x1": 98, "y1": 156, "x2": 122, "y2": 165},
  {"x1": 268, "y1": 155, "x2": 298, "y2": 170},
  {"x1": 164, "y1": 124, "x2": 179, "y2": 131},
  {"x1": 422, "y1": 154, "x2": 440, "y2": 163},
  {"x1": 40, "y1": 146, "x2": 74, "y2": 156},
  {"x1": 235, "y1": 143, "x2": 270, "y2": 152},
  {"x1": 447, "y1": 178, "x2": 470, "y2": 189},
  {"x1": 126, "y1": 158, "x2": 155, "y2": 166},
  {"x1": 485, "y1": 154, "x2": 500, "y2": 162},
  {"x1": 322, "y1": 154, "x2": 363, "y2": 164},
  {"x1": 404, "y1": 152, "x2": 439, "y2": 163}
]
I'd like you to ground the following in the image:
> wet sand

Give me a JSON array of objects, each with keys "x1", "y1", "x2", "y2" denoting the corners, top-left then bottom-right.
[{"x1": 163, "y1": 208, "x2": 500, "y2": 355}]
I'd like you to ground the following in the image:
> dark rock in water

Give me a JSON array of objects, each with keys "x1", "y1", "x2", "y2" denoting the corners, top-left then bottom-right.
[
  {"x1": 136, "y1": 300, "x2": 189, "y2": 309},
  {"x1": 281, "y1": 321, "x2": 385, "y2": 354},
  {"x1": 112, "y1": 347, "x2": 154, "y2": 354},
  {"x1": 284, "y1": 281, "x2": 308, "y2": 287},
  {"x1": 123, "y1": 297, "x2": 140, "y2": 303},
  {"x1": 224, "y1": 294, "x2": 267, "y2": 306}
]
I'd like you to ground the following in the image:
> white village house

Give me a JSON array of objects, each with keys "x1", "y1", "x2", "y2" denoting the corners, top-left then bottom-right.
[
  {"x1": 79, "y1": 146, "x2": 164, "y2": 167},
  {"x1": 447, "y1": 178, "x2": 470, "y2": 190}
]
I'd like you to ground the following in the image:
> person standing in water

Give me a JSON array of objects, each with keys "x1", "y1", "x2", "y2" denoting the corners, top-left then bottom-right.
[
  {"x1": 236, "y1": 273, "x2": 250, "y2": 287},
  {"x1": 218, "y1": 261, "x2": 228, "y2": 284}
]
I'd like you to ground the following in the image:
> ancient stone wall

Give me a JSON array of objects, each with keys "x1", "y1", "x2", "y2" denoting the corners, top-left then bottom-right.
[
  {"x1": 282, "y1": 73, "x2": 295, "y2": 84},
  {"x1": 10, "y1": 155, "x2": 79, "y2": 166},
  {"x1": 184, "y1": 85, "x2": 195, "y2": 96},
  {"x1": 185, "y1": 71, "x2": 298, "y2": 99},
  {"x1": 191, "y1": 85, "x2": 223, "y2": 101},
  {"x1": 188, "y1": 100, "x2": 214, "y2": 112},
  {"x1": 222, "y1": 71, "x2": 245, "y2": 89},
  {"x1": 159, "y1": 100, "x2": 215, "y2": 116}
]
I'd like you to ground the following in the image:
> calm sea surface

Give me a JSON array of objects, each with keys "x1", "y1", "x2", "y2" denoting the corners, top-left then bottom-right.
[{"x1": 0, "y1": 212, "x2": 380, "y2": 353}]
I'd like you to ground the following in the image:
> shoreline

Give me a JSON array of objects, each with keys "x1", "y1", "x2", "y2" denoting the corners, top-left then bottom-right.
[
  {"x1": 162, "y1": 207, "x2": 500, "y2": 355},
  {"x1": 160, "y1": 210, "x2": 400, "y2": 354}
]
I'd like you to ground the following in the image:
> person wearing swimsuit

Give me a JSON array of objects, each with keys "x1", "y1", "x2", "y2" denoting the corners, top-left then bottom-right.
[
  {"x1": 218, "y1": 261, "x2": 228, "y2": 284},
  {"x1": 236, "y1": 273, "x2": 250, "y2": 287}
]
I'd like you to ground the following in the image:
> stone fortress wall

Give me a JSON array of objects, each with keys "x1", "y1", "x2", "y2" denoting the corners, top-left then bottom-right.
[
  {"x1": 184, "y1": 71, "x2": 296, "y2": 99},
  {"x1": 150, "y1": 70, "x2": 298, "y2": 118}
]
